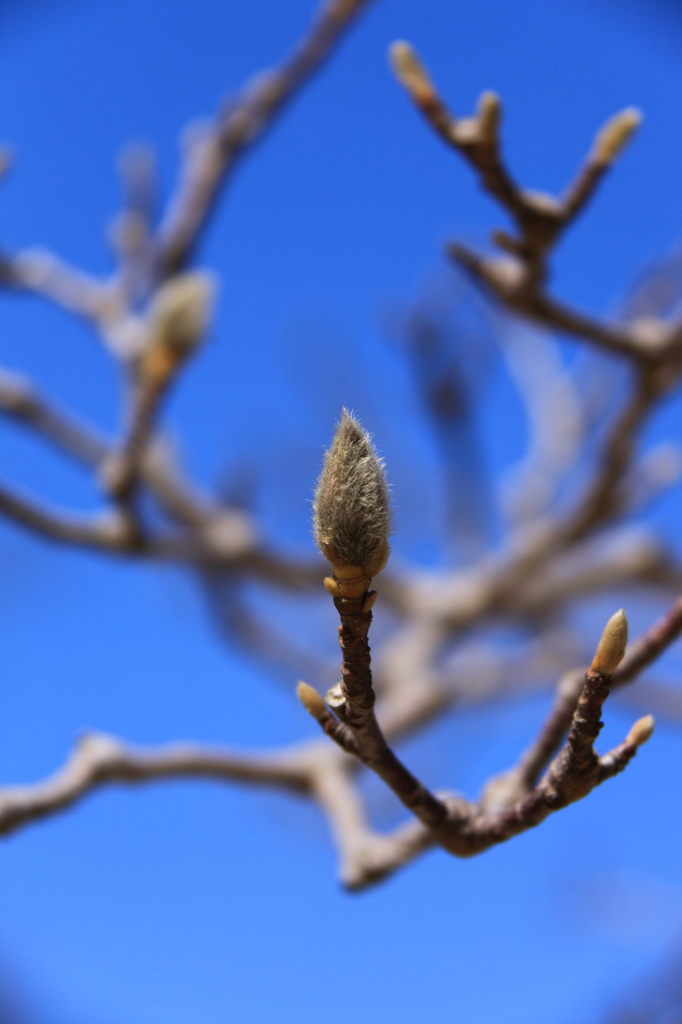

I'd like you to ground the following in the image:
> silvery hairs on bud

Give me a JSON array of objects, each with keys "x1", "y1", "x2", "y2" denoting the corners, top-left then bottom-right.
[{"x1": 313, "y1": 409, "x2": 391, "y2": 574}]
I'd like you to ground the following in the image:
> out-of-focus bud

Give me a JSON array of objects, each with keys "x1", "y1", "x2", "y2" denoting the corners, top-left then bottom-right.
[
  {"x1": 389, "y1": 41, "x2": 436, "y2": 101},
  {"x1": 139, "y1": 272, "x2": 216, "y2": 385},
  {"x1": 148, "y1": 272, "x2": 215, "y2": 357},
  {"x1": 296, "y1": 681, "x2": 327, "y2": 720},
  {"x1": 590, "y1": 608, "x2": 629, "y2": 676},
  {"x1": 476, "y1": 91, "x2": 501, "y2": 142},
  {"x1": 313, "y1": 409, "x2": 391, "y2": 579},
  {"x1": 626, "y1": 714, "x2": 655, "y2": 748},
  {"x1": 592, "y1": 108, "x2": 642, "y2": 165}
]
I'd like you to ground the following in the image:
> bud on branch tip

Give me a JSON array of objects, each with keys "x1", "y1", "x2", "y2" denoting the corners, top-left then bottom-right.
[
  {"x1": 591, "y1": 608, "x2": 628, "y2": 676},
  {"x1": 626, "y1": 714, "x2": 655, "y2": 748},
  {"x1": 296, "y1": 681, "x2": 326, "y2": 720},
  {"x1": 313, "y1": 409, "x2": 391, "y2": 577},
  {"x1": 148, "y1": 272, "x2": 216, "y2": 357},
  {"x1": 592, "y1": 108, "x2": 642, "y2": 165},
  {"x1": 389, "y1": 41, "x2": 435, "y2": 99},
  {"x1": 476, "y1": 91, "x2": 501, "y2": 141}
]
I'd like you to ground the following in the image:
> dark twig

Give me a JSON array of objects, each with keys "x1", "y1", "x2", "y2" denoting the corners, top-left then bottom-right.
[{"x1": 325, "y1": 582, "x2": 450, "y2": 830}]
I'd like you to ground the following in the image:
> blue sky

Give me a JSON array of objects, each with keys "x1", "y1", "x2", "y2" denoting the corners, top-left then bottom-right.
[{"x1": 1, "y1": 2, "x2": 682, "y2": 1023}]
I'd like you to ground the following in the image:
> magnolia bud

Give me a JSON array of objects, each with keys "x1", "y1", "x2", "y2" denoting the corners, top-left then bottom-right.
[
  {"x1": 313, "y1": 409, "x2": 391, "y2": 577},
  {"x1": 296, "y1": 681, "x2": 326, "y2": 720},
  {"x1": 476, "y1": 91, "x2": 501, "y2": 141},
  {"x1": 592, "y1": 108, "x2": 642, "y2": 165},
  {"x1": 626, "y1": 714, "x2": 655, "y2": 748},
  {"x1": 389, "y1": 41, "x2": 435, "y2": 100},
  {"x1": 148, "y1": 272, "x2": 215, "y2": 357},
  {"x1": 591, "y1": 608, "x2": 629, "y2": 676}
]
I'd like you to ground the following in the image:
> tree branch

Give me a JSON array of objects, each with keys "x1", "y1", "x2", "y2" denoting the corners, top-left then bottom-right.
[
  {"x1": 157, "y1": 0, "x2": 376, "y2": 275},
  {"x1": 0, "y1": 733, "x2": 312, "y2": 838}
]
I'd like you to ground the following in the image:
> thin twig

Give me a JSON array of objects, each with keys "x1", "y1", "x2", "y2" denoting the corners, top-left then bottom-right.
[
  {"x1": 0, "y1": 368, "x2": 108, "y2": 468},
  {"x1": 0, "y1": 733, "x2": 312, "y2": 837},
  {"x1": 0, "y1": 249, "x2": 119, "y2": 330},
  {"x1": 324, "y1": 582, "x2": 450, "y2": 831},
  {"x1": 157, "y1": 0, "x2": 376, "y2": 274}
]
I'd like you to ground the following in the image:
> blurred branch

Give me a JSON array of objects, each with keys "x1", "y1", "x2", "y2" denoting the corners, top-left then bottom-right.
[
  {"x1": 0, "y1": 247, "x2": 121, "y2": 332},
  {"x1": 0, "y1": 367, "x2": 108, "y2": 469},
  {"x1": 0, "y1": 733, "x2": 313, "y2": 837},
  {"x1": 613, "y1": 593, "x2": 682, "y2": 687},
  {"x1": 157, "y1": 0, "x2": 376, "y2": 275},
  {"x1": 1, "y1": 0, "x2": 682, "y2": 898},
  {"x1": 0, "y1": 483, "x2": 133, "y2": 550}
]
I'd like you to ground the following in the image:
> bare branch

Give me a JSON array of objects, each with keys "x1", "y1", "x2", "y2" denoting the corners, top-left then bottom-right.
[
  {"x1": 0, "y1": 367, "x2": 108, "y2": 469},
  {"x1": 0, "y1": 248, "x2": 119, "y2": 329},
  {"x1": 0, "y1": 482, "x2": 132, "y2": 551},
  {"x1": 157, "y1": 0, "x2": 376, "y2": 275},
  {"x1": 388, "y1": 43, "x2": 672, "y2": 366},
  {"x1": 0, "y1": 733, "x2": 312, "y2": 838},
  {"x1": 450, "y1": 242, "x2": 661, "y2": 361},
  {"x1": 323, "y1": 583, "x2": 450, "y2": 831}
]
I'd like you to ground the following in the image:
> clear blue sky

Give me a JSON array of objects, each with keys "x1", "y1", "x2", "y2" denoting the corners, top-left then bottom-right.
[{"x1": 1, "y1": 1, "x2": 682, "y2": 1022}]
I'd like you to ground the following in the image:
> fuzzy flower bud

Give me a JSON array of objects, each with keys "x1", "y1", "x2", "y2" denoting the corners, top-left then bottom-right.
[
  {"x1": 313, "y1": 409, "x2": 391, "y2": 577},
  {"x1": 591, "y1": 608, "x2": 629, "y2": 676},
  {"x1": 592, "y1": 108, "x2": 642, "y2": 165},
  {"x1": 148, "y1": 272, "x2": 215, "y2": 357}
]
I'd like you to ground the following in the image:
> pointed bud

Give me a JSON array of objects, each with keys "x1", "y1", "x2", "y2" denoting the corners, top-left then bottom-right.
[
  {"x1": 592, "y1": 108, "x2": 642, "y2": 165},
  {"x1": 389, "y1": 41, "x2": 436, "y2": 101},
  {"x1": 296, "y1": 681, "x2": 326, "y2": 720},
  {"x1": 591, "y1": 608, "x2": 629, "y2": 676},
  {"x1": 476, "y1": 91, "x2": 501, "y2": 142},
  {"x1": 313, "y1": 410, "x2": 391, "y2": 577},
  {"x1": 148, "y1": 272, "x2": 215, "y2": 357},
  {"x1": 626, "y1": 714, "x2": 655, "y2": 748}
]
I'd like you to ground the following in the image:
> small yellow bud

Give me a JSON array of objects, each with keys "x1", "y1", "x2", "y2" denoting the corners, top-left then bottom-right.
[
  {"x1": 591, "y1": 608, "x2": 629, "y2": 676},
  {"x1": 626, "y1": 714, "x2": 655, "y2": 748},
  {"x1": 592, "y1": 108, "x2": 642, "y2": 165},
  {"x1": 148, "y1": 272, "x2": 215, "y2": 357},
  {"x1": 389, "y1": 41, "x2": 435, "y2": 100},
  {"x1": 476, "y1": 91, "x2": 501, "y2": 141},
  {"x1": 296, "y1": 681, "x2": 327, "y2": 720}
]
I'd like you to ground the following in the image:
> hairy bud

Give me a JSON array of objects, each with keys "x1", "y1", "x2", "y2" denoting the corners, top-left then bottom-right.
[
  {"x1": 626, "y1": 714, "x2": 655, "y2": 748},
  {"x1": 296, "y1": 681, "x2": 326, "y2": 720},
  {"x1": 148, "y1": 272, "x2": 215, "y2": 357},
  {"x1": 592, "y1": 108, "x2": 642, "y2": 165},
  {"x1": 313, "y1": 409, "x2": 391, "y2": 577},
  {"x1": 591, "y1": 608, "x2": 629, "y2": 676},
  {"x1": 389, "y1": 41, "x2": 435, "y2": 101}
]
